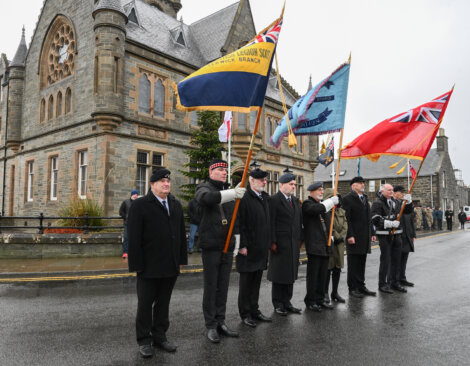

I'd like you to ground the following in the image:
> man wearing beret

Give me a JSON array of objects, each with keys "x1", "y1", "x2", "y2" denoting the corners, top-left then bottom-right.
[
  {"x1": 341, "y1": 176, "x2": 376, "y2": 298},
  {"x1": 302, "y1": 182, "x2": 338, "y2": 311},
  {"x1": 371, "y1": 184, "x2": 413, "y2": 294},
  {"x1": 128, "y1": 169, "x2": 188, "y2": 359},
  {"x1": 195, "y1": 159, "x2": 246, "y2": 343},
  {"x1": 237, "y1": 168, "x2": 272, "y2": 328},
  {"x1": 268, "y1": 172, "x2": 303, "y2": 316}
]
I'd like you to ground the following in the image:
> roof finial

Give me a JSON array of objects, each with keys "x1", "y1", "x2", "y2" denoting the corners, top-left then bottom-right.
[{"x1": 307, "y1": 74, "x2": 312, "y2": 92}]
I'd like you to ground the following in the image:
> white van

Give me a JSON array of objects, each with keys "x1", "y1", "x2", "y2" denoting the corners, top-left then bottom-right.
[{"x1": 464, "y1": 206, "x2": 470, "y2": 221}]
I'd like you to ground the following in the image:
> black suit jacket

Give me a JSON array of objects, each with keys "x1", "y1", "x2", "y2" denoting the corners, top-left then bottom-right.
[
  {"x1": 342, "y1": 191, "x2": 373, "y2": 255},
  {"x1": 128, "y1": 191, "x2": 187, "y2": 278}
]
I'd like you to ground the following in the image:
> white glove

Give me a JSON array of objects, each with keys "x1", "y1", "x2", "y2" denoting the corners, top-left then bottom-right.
[
  {"x1": 321, "y1": 198, "x2": 335, "y2": 212},
  {"x1": 391, "y1": 220, "x2": 400, "y2": 228},
  {"x1": 233, "y1": 234, "x2": 240, "y2": 256},
  {"x1": 404, "y1": 194, "x2": 412, "y2": 204},
  {"x1": 330, "y1": 196, "x2": 339, "y2": 205},
  {"x1": 234, "y1": 183, "x2": 246, "y2": 199},
  {"x1": 384, "y1": 220, "x2": 400, "y2": 229},
  {"x1": 220, "y1": 189, "x2": 236, "y2": 204}
]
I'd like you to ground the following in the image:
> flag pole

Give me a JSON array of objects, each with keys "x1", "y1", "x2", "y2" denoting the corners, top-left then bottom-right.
[
  {"x1": 222, "y1": 106, "x2": 262, "y2": 253},
  {"x1": 327, "y1": 128, "x2": 344, "y2": 247},
  {"x1": 407, "y1": 159, "x2": 410, "y2": 190},
  {"x1": 228, "y1": 115, "x2": 232, "y2": 185}
]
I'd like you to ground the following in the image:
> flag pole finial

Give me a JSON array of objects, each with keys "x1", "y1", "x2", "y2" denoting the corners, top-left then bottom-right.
[{"x1": 348, "y1": 52, "x2": 352, "y2": 64}]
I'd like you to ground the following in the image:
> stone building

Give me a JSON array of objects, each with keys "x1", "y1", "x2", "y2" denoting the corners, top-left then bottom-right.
[
  {"x1": 314, "y1": 128, "x2": 466, "y2": 211},
  {"x1": 0, "y1": 0, "x2": 318, "y2": 216}
]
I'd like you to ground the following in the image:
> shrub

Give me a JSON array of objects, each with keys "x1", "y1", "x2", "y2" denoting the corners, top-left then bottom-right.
[{"x1": 57, "y1": 199, "x2": 106, "y2": 228}]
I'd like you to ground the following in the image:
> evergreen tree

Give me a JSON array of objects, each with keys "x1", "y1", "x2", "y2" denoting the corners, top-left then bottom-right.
[{"x1": 179, "y1": 111, "x2": 224, "y2": 202}]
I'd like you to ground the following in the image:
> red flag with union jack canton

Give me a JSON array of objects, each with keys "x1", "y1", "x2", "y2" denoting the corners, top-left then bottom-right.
[{"x1": 341, "y1": 89, "x2": 453, "y2": 161}]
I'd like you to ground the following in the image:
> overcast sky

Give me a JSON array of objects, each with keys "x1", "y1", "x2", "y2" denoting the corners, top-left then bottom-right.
[{"x1": 1, "y1": 0, "x2": 469, "y2": 183}]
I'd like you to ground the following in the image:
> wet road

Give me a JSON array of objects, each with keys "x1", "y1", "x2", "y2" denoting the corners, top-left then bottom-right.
[{"x1": 1, "y1": 230, "x2": 469, "y2": 366}]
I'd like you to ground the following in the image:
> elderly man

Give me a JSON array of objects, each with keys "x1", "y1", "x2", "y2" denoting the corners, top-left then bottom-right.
[
  {"x1": 237, "y1": 168, "x2": 272, "y2": 328},
  {"x1": 371, "y1": 184, "x2": 412, "y2": 294},
  {"x1": 302, "y1": 182, "x2": 338, "y2": 311},
  {"x1": 195, "y1": 159, "x2": 246, "y2": 343},
  {"x1": 268, "y1": 172, "x2": 303, "y2": 316},
  {"x1": 128, "y1": 169, "x2": 187, "y2": 359},
  {"x1": 341, "y1": 176, "x2": 376, "y2": 298}
]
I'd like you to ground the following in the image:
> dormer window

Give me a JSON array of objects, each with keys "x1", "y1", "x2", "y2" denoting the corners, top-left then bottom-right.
[
  {"x1": 128, "y1": 8, "x2": 139, "y2": 24},
  {"x1": 176, "y1": 32, "x2": 185, "y2": 46}
]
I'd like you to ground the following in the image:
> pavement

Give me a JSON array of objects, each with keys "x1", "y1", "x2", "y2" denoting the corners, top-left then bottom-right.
[
  {"x1": 1, "y1": 228, "x2": 469, "y2": 365},
  {"x1": 0, "y1": 228, "x2": 464, "y2": 283}
]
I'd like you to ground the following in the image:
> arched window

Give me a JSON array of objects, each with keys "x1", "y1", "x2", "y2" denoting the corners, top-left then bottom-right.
[
  {"x1": 153, "y1": 79, "x2": 165, "y2": 117},
  {"x1": 48, "y1": 95, "x2": 54, "y2": 120},
  {"x1": 65, "y1": 88, "x2": 72, "y2": 114},
  {"x1": 40, "y1": 98, "x2": 46, "y2": 122},
  {"x1": 138, "y1": 74, "x2": 150, "y2": 114},
  {"x1": 56, "y1": 91, "x2": 62, "y2": 117},
  {"x1": 266, "y1": 117, "x2": 272, "y2": 145}
]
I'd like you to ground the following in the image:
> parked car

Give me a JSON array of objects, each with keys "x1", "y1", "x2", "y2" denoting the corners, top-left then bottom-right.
[{"x1": 464, "y1": 206, "x2": 470, "y2": 221}]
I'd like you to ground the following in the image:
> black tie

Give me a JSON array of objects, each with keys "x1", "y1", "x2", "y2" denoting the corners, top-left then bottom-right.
[
  {"x1": 162, "y1": 200, "x2": 169, "y2": 215},
  {"x1": 361, "y1": 195, "x2": 366, "y2": 205},
  {"x1": 287, "y1": 197, "x2": 293, "y2": 207}
]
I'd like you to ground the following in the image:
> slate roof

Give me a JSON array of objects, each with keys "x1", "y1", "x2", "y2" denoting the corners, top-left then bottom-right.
[
  {"x1": 10, "y1": 28, "x2": 28, "y2": 67},
  {"x1": 314, "y1": 149, "x2": 444, "y2": 181},
  {"x1": 95, "y1": 0, "x2": 126, "y2": 15}
]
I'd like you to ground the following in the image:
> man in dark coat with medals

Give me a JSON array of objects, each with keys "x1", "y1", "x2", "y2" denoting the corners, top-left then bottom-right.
[
  {"x1": 371, "y1": 184, "x2": 413, "y2": 294},
  {"x1": 341, "y1": 176, "x2": 376, "y2": 298},
  {"x1": 302, "y1": 182, "x2": 338, "y2": 311},
  {"x1": 128, "y1": 169, "x2": 188, "y2": 359},
  {"x1": 237, "y1": 168, "x2": 272, "y2": 327},
  {"x1": 268, "y1": 172, "x2": 303, "y2": 316},
  {"x1": 195, "y1": 159, "x2": 246, "y2": 344}
]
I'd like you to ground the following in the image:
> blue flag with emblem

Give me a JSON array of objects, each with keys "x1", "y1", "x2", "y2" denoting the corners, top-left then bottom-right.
[{"x1": 270, "y1": 62, "x2": 350, "y2": 147}]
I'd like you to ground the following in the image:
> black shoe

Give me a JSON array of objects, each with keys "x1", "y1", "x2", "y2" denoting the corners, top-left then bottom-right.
[
  {"x1": 139, "y1": 344, "x2": 153, "y2": 358},
  {"x1": 188, "y1": 250, "x2": 193, "y2": 254},
  {"x1": 331, "y1": 292, "x2": 346, "y2": 303},
  {"x1": 324, "y1": 293, "x2": 330, "y2": 304},
  {"x1": 242, "y1": 317, "x2": 257, "y2": 328},
  {"x1": 391, "y1": 284, "x2": 407, "y2": 293},
  {"x1": 379, "y1": 285, "x2": 394, "y2": 294},
  {"x1": 274, "y1": 307, "x2": 288, "y2": 316},
  {"x1": 154, "y1": 340, "x2": 177, "y2": 353},
  {"x1": 359, "y1": 287, "x2": 377, "y2": 296},
  {"x1": 400, "y1": 280, "x2": 414, "y2": 287},
  {"x1": 254, "y1": 313, "x2": 272, "y2": 322},
  {"x1": 217, "y1": 323, "x2": 239, "y2": 337},
  {"x1": 306, "y1": 304, "x2": 322, "y2": 312},
  {"x1": 320, "y1": 301, "x2": 334, "y2": 310},
  {"x1": 285, "y1": 306, "x2": 302, "y2": 314},
  {"x1": 207, "y1": 329, "x2": 220, "y2": 343},
  {"x1": 349, "y1": 289, "x2": 364, "y2": 298}
]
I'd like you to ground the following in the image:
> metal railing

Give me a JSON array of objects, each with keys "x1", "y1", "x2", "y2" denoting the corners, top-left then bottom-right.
[{"x1": 0, "y1": 213, "x2": 123, "y2": 234}]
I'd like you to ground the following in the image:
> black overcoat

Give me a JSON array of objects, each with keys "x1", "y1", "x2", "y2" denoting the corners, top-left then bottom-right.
[
  {"x1": 342, "y1": 191, "x2": 373, "y2": 255},
  {"x1": 401, "y1": 211, "x2": 416, "y2": 253},
  {"x1": 267, "y1": 192, "x2": 302, "y2": 284},
  {"x1": 236, "y1": 186, "x2": 271, "y2": 273},
  {"x1": 302, "y1": 196, "x2": 332, "y2": 257},
  {"x1": 128, "y1": 191, "x2": 188, "y2": 278}
]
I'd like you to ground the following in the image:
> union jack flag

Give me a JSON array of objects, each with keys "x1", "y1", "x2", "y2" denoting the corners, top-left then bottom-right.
[
  {"x1": 390, "y1": 91, "x2": 451, "y2": 124},
  {"x1": 248, "y1": 17, "x2": 283, "y2": 45}
]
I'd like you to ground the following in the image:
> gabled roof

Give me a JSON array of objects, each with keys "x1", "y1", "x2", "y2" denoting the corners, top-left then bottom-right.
[
  {"x1": 314, "y1": 149, "x2": 444, "y2": 182},
  {"x1": 10, "y1": 27, "x2": 28, "y2": 67},
  {"x1": 189, "y1": 2, "x2": 239, "y2": 63}
]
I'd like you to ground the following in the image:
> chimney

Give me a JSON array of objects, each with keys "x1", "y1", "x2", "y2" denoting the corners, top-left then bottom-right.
[{"x1": 436, "y1": 128, "x2": 448, "y2": 153}]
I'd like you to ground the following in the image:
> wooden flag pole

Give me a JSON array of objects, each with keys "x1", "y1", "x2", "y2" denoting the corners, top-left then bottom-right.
[
  {"x1": 222, "y1": 106, "x2": 262, "y2": 253},
  {"x1": 327, "y1": 128, "x2": 344, "y2": 247}
]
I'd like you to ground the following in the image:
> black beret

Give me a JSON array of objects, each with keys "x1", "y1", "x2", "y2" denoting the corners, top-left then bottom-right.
[
  {"x1": 307, "y1": 182, "x2": 323, "y2": 191},
  {"x1": 394, "y1": 185, "x2": 406, "y2": 192},
  {"x1": 350, "y1": 176, "x2": 365, "y2": 185},
  {"x1": 250, "y1": 169, "x2": 268, "y2": 179},
  {"x1": 150, "y1": 169, "x2": 171, "y2": 182},
  {"x1": 209, "y1": 159, "x2": 228, "y2": 170},
  {"x1": 279, "y1": 173, "x2": 296, "y2": 184}
]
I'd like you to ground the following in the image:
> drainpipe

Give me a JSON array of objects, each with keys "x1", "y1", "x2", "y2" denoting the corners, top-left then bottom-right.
[{"x1": 1, "y1": 70, "x2": 10, "y2": 216}]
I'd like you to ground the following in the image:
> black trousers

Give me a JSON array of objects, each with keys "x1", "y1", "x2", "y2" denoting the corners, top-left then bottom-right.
[
  {"x1": 272, "y1": 282, "x2": 294, "y2": 309},
  {"x1": 347, "y1": 253, "x2": 367, "y2": 291},
  {"x1": 437, "y1": 219, "x2": 443, "y2": 230},
  {"x1": 136, "y1": 275, "x2": 177, "y2": 346},
  {"x1": 304, "y1": 254, "x2": 329, "y2": 306},
  {"x1": 238, "y1": 270, "x2": 263, "y2": 319},
  {"x1": 201, "y1": 249, "x2": 233, "y2": 329},
  {"x1": 377, "y1": 235, "x2": 401, "y2": 287},
  {"x1": 446, "y1": 219, "x2": 453, "y2": 230},
  {"x1": 399, "y1": 252, "x2": 409, "y2": 281}
]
